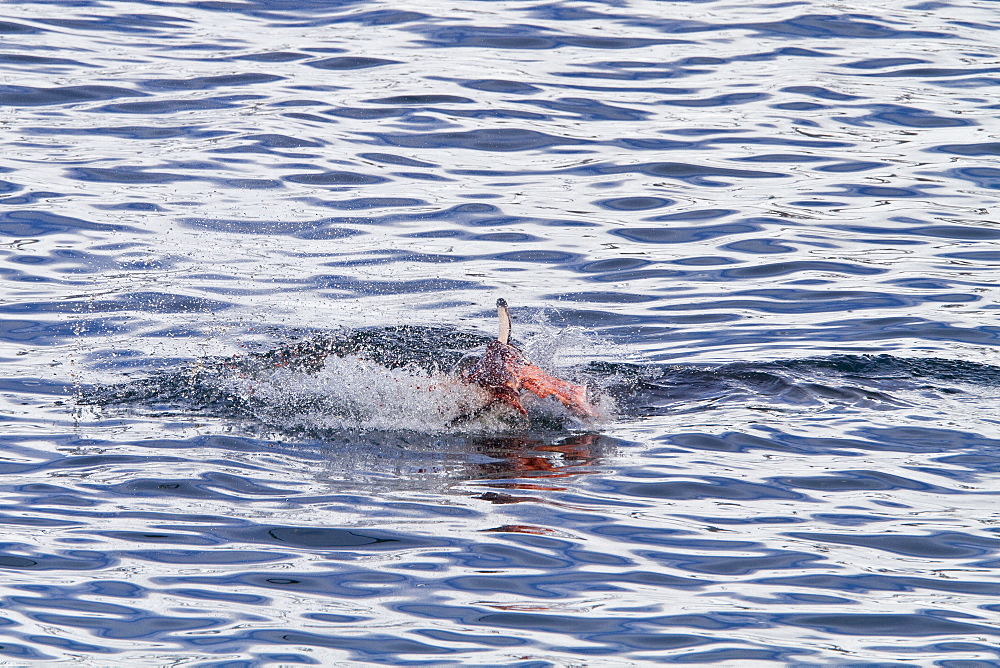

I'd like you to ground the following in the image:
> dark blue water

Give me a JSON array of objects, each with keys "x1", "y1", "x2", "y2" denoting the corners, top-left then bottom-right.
[{"x1": 3, "y1": 0, "x2": 1000, "y2": 663}]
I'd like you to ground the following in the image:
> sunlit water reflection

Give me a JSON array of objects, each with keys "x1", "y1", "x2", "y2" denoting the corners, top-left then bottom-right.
[{"x1": 2, "y1": 0, "x2": 1000, "y2": 663}]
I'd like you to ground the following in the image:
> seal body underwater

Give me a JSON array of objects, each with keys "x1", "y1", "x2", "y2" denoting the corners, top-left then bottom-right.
[{"x1": 460, "y1": 299, "x2": 598, "y2": 420}]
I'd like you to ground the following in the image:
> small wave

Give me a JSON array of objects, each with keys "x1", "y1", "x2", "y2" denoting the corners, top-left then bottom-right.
[{"x1": 595, "y1": 353, "x2": 1000, "y2": 416}]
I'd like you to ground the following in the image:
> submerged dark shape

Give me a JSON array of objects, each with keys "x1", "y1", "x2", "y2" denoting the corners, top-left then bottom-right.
[
  {"x1": 460, "y1": 299, "x2": 598, "y2": 420},
  {"x1": 244, "y1": 325, "x2": 490, "y2": 373}
]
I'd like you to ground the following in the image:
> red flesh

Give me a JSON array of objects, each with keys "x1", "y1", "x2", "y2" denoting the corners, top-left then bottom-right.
[{"x1": 463, "y1": 340, "x2": 597, "y2": 418}]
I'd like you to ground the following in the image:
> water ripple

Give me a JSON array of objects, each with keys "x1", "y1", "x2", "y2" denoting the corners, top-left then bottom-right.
[{"x1": 2, "y1": 0, "x2": 1000, "y2": 662}]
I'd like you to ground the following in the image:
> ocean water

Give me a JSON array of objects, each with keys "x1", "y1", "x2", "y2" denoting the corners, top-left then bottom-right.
[{"x1": 2, "y1": 0, "x2": 1000, "y2": 664}]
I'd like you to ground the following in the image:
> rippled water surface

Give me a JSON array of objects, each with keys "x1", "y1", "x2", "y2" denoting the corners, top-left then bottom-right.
[{"x1": 3, "y1": 0, "x2": 1000, "y2": 663}]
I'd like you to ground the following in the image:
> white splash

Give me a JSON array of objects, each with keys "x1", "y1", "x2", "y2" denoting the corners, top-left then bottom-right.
[{"x1": 216, "y1": 350, "x2": 613, "y2": 435}]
